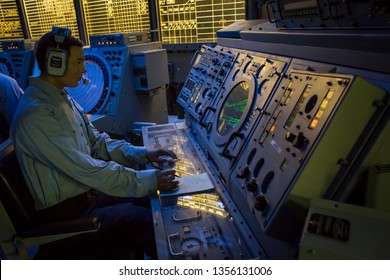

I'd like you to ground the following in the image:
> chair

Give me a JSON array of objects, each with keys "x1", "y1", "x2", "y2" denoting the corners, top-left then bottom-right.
[
  {"x1": 0, "y1": 139, "x2": 100, "y2": 259},
  {"x1": 0, "y1": 113, "x2": 9, "y2": 144}
]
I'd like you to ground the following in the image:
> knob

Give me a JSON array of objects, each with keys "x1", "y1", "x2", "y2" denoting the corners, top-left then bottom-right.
[
  {"x1": 246, "y1": 179, "x2": 258, "y2": 193},
  {"x1": 236, "y1": 166, "x2": 250, "y2": 179},
  {"x1": 254, "y1": 195, "x2": 268, "y2": 212}
]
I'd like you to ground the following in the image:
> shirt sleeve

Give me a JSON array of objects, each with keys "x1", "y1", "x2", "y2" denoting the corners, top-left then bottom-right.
[
  {"x1": 76, "y1": 102, "x2": 148, "y2": 167},
  {"x1": 13, "y1": 105, "x2": 157, "y2": 198}
]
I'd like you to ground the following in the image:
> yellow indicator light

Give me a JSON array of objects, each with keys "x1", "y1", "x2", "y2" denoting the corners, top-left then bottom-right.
[
  {"x1": 315, "y1": 109, "x2": 324, "y2": 119},
  {"x1": 326, "y1": 89, "x2": 335, "y2": 99},
  {"x1": 320, "y1": 99, "x2": 329, "y2": 109}
]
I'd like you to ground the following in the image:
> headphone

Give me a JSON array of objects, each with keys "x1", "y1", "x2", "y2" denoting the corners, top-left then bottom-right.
[{"x1": 44, "y1": 26, "x2": 71, "y2": 77}]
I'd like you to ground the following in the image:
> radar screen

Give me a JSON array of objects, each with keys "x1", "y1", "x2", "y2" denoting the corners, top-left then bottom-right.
[
  {"x1": 0, "y1": 0, "x2": 24, "y2": 43},
  {"x1": 65, "y1": 55, "x2": 111, "y2": 114},
  {"x1": 82, "y1": 0, "x2": 150, "y2": 43},
  {"x1": 159, "y1": 0, "x2": 246, "y2": 43},
  {"x1": 217, "y1": 80, "x2": 249, "y2": 136},
  {"x1": 22, "y1": 0, "x2": 79, "y2": 39}
]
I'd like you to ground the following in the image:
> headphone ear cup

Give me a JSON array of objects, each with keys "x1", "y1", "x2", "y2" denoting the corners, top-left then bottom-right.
[{"x1": 44, "y1": 47, "x2": 69, "y2": 76}]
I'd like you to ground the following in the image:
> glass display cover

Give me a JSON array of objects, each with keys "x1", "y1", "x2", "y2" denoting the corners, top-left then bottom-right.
[{"x1": 217, "y1": 81, "x2": 249, "y2": 136}]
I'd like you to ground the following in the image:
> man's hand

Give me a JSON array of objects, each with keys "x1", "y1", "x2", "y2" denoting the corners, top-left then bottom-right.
[
  {"x1": 146, "y1": 149, "x2": 177, "y2": 164},
  {"x1": 156, "y1": 169, "x2": 179, "y2": 193}
]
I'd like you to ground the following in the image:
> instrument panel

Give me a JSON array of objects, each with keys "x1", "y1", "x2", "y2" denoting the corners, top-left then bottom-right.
[
  {"x1": 0, "y1": 40, "x2": 35, "y2": 89},
  {"x1": 267, "y1": 0, "x2": 390, "y2": 29},
  {"x1": 177, "y1": 45, "x2": 237, "y2": 122},
  {"x1": 230, "y1": 68, "x2": 386, "y2": 234},
  {"x1": 177, "y1": 44, "x2": 388, "y2": 253},
  {"x1": 196, "y1": 50, "x2": 289, "y2": 189},
  {"x1": 66, "y1": 33, "x2": 168, "y2": 136},
  {"x1": 142, "y1": 123, "x2": 266, "y2": 260}
]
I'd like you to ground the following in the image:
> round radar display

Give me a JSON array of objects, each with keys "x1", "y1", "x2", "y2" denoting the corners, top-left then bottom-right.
[
  {"x1": 217, "y1": 81, "x2": 250, "y2": 136},
  {"x1": 66, "y1": 54, "x2": 111, "y2": 114},
  {"x1": 0, "y1": 57, "x2": 14, "y2": 77}
]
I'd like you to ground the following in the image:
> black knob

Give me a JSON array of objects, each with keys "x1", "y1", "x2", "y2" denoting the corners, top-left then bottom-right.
[
  {"x1": 236, "y1": 166, "x2": 250, "y2": 179},
  {"x1": 246, "y1": 179, "x2": 258, "y2": 193},
  {"x1": 254, "y1": 195, "x2": 268, "y2": 212}
]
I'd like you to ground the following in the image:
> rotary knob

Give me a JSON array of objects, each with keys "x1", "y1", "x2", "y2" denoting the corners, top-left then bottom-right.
[
  {"x1": 236, "y1": 166, "x2": 250, "y2": 179},
  {"x1": 246, "y1": 179, "x2": 258, "y2": 193},
  {"x1": 254, "y1": 195, "x2": 268, "y2": 212}
]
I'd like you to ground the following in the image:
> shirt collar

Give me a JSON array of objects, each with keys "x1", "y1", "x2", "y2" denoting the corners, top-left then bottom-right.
[{"x1": 28, "y1": 76, "x2": 69, "y2": 103}]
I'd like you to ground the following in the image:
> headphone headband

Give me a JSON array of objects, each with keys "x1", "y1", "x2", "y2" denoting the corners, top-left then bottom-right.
[{"x1": 52, "y1": 26, "x2": 71, "y2": 45}]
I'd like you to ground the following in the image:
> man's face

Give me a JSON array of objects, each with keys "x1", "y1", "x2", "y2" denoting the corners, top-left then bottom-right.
[{"x1": 58, "y1": 45, "x2": 86, "y2": 88}]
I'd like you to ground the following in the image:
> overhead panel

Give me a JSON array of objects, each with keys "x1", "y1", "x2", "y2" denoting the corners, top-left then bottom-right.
[
  {"x1": 22, "y1": 0, "x2": 79, "y2": 39},
  {"x1": 159, "y1": 0, "x2": 246, "y2": 43},
  {"x1": 0, "y1": 0, "x2": 24, "y2": 43},
  {"x1": 82, "y1": 0, "x2": 150, "y2": 42}
]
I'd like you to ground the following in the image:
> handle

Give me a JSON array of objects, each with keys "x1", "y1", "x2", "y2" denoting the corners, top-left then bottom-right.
[
  {"x1": 265, "y1": 1, "x2": 278, "y2": 24},
  {"x1": 168, "y1": 233, "x2": 184, "y2": 256},
  {"x1": 172, "y1": 210, "x2": 202, "y2": 222}
]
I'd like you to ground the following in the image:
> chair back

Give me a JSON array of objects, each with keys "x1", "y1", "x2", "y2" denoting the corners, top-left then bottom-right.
[
  {"x1": 0, "y1": 139, "x2": 37, "y2": 232},
  {"x1": 0, "y1": 113, "x2": 10, "y2": 144}
]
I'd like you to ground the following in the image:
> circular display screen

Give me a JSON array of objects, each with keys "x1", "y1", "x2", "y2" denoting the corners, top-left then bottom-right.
[
  {"x1": 217, "y1": 81, "x2": 250, "y2": 136},
  {"x1": 0, "y1": 57, "x2": 14, "y2": 77},
  {"x1": 66, "y1": 54, "x2": 110, "y2": 113}
]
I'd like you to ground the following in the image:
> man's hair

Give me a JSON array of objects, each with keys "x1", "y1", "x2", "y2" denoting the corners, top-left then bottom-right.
[{"x1": 35, "y1": 29, "x2": 84, "y2": 73}]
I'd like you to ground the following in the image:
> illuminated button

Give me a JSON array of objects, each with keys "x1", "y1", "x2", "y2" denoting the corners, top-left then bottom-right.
[
  {"x1": 320, "y1": 99, "x2": 329, "y2": 109},
  {"x1": 309, "y1": 119, "x2": 318, "y2": 129},
  {"x1": 315, "y1": 109, "x2": 324, "y2": 119},
  {"x1": 183, "y1": 225, "x2": 191, "y2": 234}
]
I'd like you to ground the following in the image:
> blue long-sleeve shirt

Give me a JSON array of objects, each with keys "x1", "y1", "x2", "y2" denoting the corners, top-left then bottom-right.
[
  {"x1": 10, "y1": 77, "x2": 157, "y2": 210},
  {"x1": 0, "y1": 73, "x2": 23, "y2": 125}
]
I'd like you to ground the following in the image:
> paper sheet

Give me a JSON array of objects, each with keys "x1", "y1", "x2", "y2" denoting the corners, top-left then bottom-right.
[{"x1": 160, "y1": 172, "x2": 215, "y2": 197}]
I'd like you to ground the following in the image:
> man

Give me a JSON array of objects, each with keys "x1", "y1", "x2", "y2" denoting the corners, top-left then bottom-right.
[
  {"x1": 0, "y1": 72, "x2": 23, "y2": 141},
  {"x1": 10, "y1": 27, "x2": 179, "y2": 259}
]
